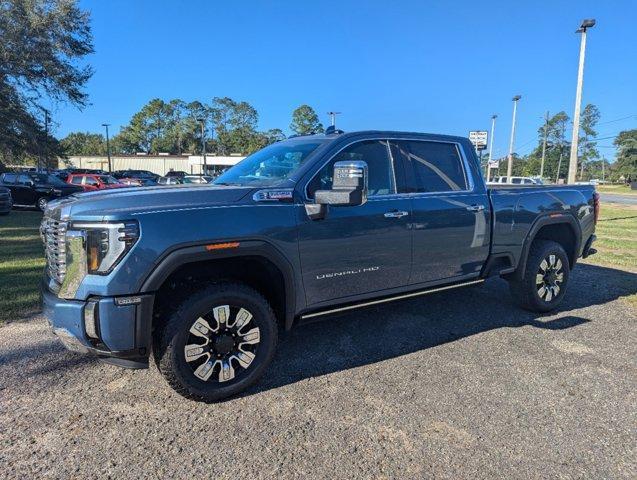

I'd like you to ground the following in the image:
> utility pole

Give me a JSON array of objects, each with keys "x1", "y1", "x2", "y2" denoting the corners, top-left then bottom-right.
[
  {"x1": 506, "y1": 95, "x2": 521, "y2": 181},
  {"x1": 40, "y1": 107, "x2": 50, "y2": 171},
  {"x1": 540, "y1": 111, "x2": 549, "y2": 179},
  {"x1": 198, "y1": 118, "x2": 207, "y2": 175},
  {"x1": 567, "y1": 19, "x2": 596, "y2": 184},
  {"x1": 327, "y1": 111, "x2": 341, "y2": 128},
  {"x1": 102, "y1": 124, "x2": 112, "y2": 172},
  {"x1": 601, "y1": 158, "x2": 605, "y2": 182},
  {"x1": 486, "y1": 114, "x2": 497, "y2": 182},
  {"x1": 555, "y1": 122, "x2": 566, "y2": 183}
]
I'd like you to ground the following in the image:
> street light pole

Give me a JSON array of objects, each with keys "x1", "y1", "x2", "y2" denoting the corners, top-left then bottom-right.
[
  {"x1": 102, "y1": 123, "x2": 112, "y2": 172},
  {"x1": 540, "y1": 111, "x2": 549, "y2": 179},
  {"x1": 506, "y1": 95, "x2": 521, "y2": 181},
  {"x1": 327, "y1": 111, "x2": 341, "y2": 128},
  {"x1": 486, "y1": 114, "x2": 497, "y2": 181},
  {"x1": 42, "y1": 108, "x2": 50, "y2": 171},
  {"x1": 567, "y1": 18, "x2": 596, "y2": 184},
  {"x1": 198, "y1": 118, "x2": 207, "y2": 175}
]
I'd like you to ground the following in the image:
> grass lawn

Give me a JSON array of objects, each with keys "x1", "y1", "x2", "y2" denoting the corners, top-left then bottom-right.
[
  {"x1": 596, "y1": 184, "x2": 637, "y2": 196},
  {"x1": 0, "y1": 210, "x2": 45, "y2": 322},
  {"x1": 586, "y1": 202, "x2": 637, "y2": 270}
]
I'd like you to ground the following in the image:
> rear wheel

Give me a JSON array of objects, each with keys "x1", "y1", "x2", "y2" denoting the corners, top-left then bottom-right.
[
  {"x1": 509, "y1": 240, "x2": 570, "y2": 312},
  {"x1": 154, "y1": 282, "x2": 278, "y2": 402},
  {"x1": 36, "y1": 197, "x2": 48, "y2": 211}
]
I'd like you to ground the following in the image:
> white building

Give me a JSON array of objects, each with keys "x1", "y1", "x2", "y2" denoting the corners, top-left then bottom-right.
[{"x1": 61, "y1": 153, "x2": 245, "y2": 176}]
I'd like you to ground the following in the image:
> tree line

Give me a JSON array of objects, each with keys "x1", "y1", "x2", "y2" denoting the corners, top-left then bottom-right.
[
  {"x1": 60, "y1": 100, "x2": 324, "y2": 157},
  {"x1": 485, "y1": 104, "x2": 636, "y2": 182}
]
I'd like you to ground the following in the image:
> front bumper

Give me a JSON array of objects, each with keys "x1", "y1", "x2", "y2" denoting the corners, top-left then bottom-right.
[{"x1": 41, "y1": 277, "x2": 154, "y2": 368}]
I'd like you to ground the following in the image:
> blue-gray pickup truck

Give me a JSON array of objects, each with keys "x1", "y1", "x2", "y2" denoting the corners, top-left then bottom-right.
[{"x1": 41, "y1": 130, "x2": 599, "y2": 401}]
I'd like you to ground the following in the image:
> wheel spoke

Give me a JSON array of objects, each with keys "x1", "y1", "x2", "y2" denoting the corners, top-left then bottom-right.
[
  {"x1": 538, "y1": 286, "x2": 546, "y2": 299},
  {"x1": 556, "y1": 273, "x2": 564, "y2": 283},
  {"x1": 549, "y1": 255, "x2": 556, "y2": 268},
  {"x1": 539, "y1": 259, "x2": 548, "y2": 273},
  {"x1": 234, "y1": 349, "x2": 256, "y2": 369},
  {"x1": 555, "y1": 259, "x2": 563, "y2": 271},
  {"x1": 184, "y1": 344, "x2": 208, "y2": 362},
  {"x1": 552, "y1": 285, "x2": 560, "y2": 296},
  {"x1": 194, "y1": 359, "x2": 217, "y2": 381},
  {"x1": 218, "y1": 358, "x2": 235, "y2": 382},
  {"x1": 190, "y1": 317, "x2": 213, "y2": 338},
  {"x1": 545, "y1": 288, "x2": 553, "y2": 302},
  {"x1": 536, "y1": 274, "x2": 544, "y2": 285},
  {"x1": 239, "y1": 327, "x2": 260, "y2": 346},
  {"x1": 234, "y1": 308, "x2": 253, "y2": 331},
  {"x1": 213, "y1": 305, "x2": 230, "y2": 330}
]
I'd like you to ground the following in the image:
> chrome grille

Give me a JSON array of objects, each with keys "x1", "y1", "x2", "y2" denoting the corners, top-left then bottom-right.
[{"x1": 41, "y1": 217, "x2": 68, "y2": 284}]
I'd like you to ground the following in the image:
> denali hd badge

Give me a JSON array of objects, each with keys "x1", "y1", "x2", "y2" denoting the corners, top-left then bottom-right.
[{"x1": 316, "y1": 266, "x2": 380, "y2": 280}]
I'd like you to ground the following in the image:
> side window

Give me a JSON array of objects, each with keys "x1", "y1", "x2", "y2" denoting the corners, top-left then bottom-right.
[
  {"x1": 307, "y1": 140, "x2": 396, "y2": 198},
  {"x1": 84, "y1": 176, "x2": 98, "y2": 186},
  {"x1": 17, "y1": 174, "x2": 31, "y2": 185},
  {"x1": 71, "y1": 176, "x2": 83, "y2": 185},
  {"x1": 402, "y1": 141, "x2": 468, "y2": 193},
  {"x1": 511, "y1": 178, "x2": 522, "y2": 184},
  {"x1": 2, "y1": 173, "x2": 17, "y2": 184}
]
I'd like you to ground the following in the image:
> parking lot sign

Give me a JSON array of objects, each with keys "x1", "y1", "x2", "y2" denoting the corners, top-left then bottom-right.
[{"x1": 469, "y1": 131, "x2": 488, "y2": 151}]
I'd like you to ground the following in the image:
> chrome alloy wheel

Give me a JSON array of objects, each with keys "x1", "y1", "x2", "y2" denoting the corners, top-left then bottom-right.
[
  {"x1": 535, "y1": 254, "x2": 564, "y2": 302},
  {"x1": 184, "y1": 305, "x2": 261, "y2": 383}
]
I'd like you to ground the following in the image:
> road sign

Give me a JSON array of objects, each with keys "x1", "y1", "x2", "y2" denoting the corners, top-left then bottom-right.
[
  {"x1": 469, "y1": 131, "x2": 488, "y2": 150},
  {"x1": 488, "y1": 159, "x2": 499, "y2": 168}
]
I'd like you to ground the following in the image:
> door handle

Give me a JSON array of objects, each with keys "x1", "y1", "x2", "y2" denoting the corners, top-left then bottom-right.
[
  {"x1": 466, "y1": 205, "x2": 485, "y2": 212},
  {"x1": 384, "y1": 210, "x2": 409, "y2": 218}
]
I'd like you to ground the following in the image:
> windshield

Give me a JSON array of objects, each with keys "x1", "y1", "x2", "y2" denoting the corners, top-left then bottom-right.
[
  {"x1": 99, "y1": 175, "x2": 120, "y2": 184},
  {"x1": 214, "y1": 140, "x2": 326, "y2": 187},
  {"x1": 29, "y1": 173, "x2": 67, "y2": 186}
]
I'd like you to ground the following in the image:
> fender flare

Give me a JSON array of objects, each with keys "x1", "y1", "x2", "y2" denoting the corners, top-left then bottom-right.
[
  {"x1": 139, "y1": 240, "x2": 297, "y2": 330},
  {"x1": 513, "y1": 213, "x2": 582, "y2": 280}
]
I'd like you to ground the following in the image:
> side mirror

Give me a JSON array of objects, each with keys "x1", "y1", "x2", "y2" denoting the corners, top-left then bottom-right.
[{"x1": 315, "y1": 161, "x2": 368, "y2": 207}]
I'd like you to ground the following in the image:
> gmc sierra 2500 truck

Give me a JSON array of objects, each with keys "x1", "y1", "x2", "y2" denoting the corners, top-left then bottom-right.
[{"x1": 41, "y1": 130, "x2": 599, "y2": 402}]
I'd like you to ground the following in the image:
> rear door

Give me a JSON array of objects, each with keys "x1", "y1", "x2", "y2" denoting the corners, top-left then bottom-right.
[
  {"x1": 397, "y1": 139, "x2": 491, "y2": 284},
  {"x1": 297, "y1": 139, "x2": 412, "y2": 306},
  {"x1": 15, "y1": 174, "x2": 36, "y2": 205}
]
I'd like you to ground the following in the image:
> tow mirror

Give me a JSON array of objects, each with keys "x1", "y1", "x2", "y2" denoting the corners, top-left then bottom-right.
[
  {"x1": 315, "y1": 161, "x2": 368, "y2": 207},
  {"x1": 306, "y1": 161, "x2": 368, "y2": 220}
]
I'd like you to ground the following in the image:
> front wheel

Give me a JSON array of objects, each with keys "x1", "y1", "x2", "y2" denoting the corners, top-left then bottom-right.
[
  {"x1": 508, "y1": 240, "x2": 570, "y2": 312},
  {"x1": 154, "y1": 283, "x2": 278, "y2": 402}
]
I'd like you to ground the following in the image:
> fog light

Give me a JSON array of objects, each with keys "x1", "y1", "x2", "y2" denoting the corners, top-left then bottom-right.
[{"x1": 84, "y1": 301, "x2": 100, "y2": 339}]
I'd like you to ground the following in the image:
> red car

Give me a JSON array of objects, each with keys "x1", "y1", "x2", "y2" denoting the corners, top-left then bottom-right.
[{"x1": 67, "y1": 173, "x2": 128, "y2": 192}]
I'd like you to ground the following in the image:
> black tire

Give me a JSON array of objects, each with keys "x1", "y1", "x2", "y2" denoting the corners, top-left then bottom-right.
[
  {"x1": 36, "y1": 197, "x2": 48, "y2": 211},
  {"x1": 154, "y1": 282, "x2": 278, "y2": 402},
  {"x1": 508, "y1": 240, "x2": 570, "y2": 313}
]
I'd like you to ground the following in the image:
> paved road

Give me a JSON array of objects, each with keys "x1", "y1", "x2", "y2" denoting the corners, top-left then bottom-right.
[
  {"x1": 599, "y1": 193, "x2": 637, "y2": 205},
  {"x1": 1, "y1": 262, "x2": 636, "y2": 479}
]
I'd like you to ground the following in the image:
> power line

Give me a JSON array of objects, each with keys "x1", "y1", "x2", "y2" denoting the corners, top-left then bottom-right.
[{"x1": 596, "y1": 114, "x2": 637, "y2": 126}]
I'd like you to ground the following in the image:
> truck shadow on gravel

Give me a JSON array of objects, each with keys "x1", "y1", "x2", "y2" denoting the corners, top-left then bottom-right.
[{"x1": 247, "y1": 263, "x2": 637, "y2": 396}]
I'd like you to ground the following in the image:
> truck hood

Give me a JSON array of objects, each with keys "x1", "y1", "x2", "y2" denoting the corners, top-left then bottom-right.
[{"x1": 47, "y1": 184, "x2": 253, "y2": 220}]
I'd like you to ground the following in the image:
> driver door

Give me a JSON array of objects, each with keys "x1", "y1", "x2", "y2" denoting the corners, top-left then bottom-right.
[{"x1": 297, "y1": 139, "x2": 412, "y2": 306}]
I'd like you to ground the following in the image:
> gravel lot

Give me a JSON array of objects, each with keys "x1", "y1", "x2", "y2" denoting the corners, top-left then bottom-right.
[{"x1": 1, "y1": 262, "x2": 636, "y2": 479}]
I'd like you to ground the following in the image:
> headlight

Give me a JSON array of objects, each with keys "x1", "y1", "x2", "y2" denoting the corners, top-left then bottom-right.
[{"x1": 70, "y1": 221, "x2": 139, "y2": 275}]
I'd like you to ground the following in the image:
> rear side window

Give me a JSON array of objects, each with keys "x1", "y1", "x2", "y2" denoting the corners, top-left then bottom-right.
[
  {"x1": 307, "y1": 140, "x2": 396, "y2": 198},
  {"x1": 71, "y1": 176, "x2": 83, "y2": 185},
  {"x1": 2, "y1": 174, "x2": 17, "y2": 184},
  {"x1": 402, "y1": 141, "x2": 468, "y2": 193}
]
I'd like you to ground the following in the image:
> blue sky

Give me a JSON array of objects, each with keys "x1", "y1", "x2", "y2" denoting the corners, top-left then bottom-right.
[{"x1": 51, "y1": 0, "x2": 637, "y2": 161}]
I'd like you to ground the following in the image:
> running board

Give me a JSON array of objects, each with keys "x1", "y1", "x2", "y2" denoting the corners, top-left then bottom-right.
[{"x1": 300, "y1": 279, "x2": 485, "y2": 320}]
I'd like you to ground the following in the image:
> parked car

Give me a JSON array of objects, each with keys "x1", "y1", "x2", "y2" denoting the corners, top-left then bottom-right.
[
  {"x1": 157, "y1": 176, "x2": 182, "y2": 185},
  {"x1": 0, "y1": 172, "x2": 83, "y2": 210},
  {"x1": 0, "y1": 186, "x2": 12, "y2": 215},
  {"x1": 183, "y1": 175, "x2": 214, "y2": 184},
  {"x1": 165, "y1": 170, "x2": 188, "y2": 178},
  {"x1": 40, "y1": 130, "x2": 598, "y2": 402},
  {"x1": 67, "y1": 174, "x2": 128, "y2": 192},
  {"x1": 113, "y1": 170, "x2": 160, "y2": 182},
  {"x1": 117, "y1": 178, "x2": 143, "y2": 187},
  {"x1": 490, "y1": 176, "x2": 544, "y2": 185}
]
